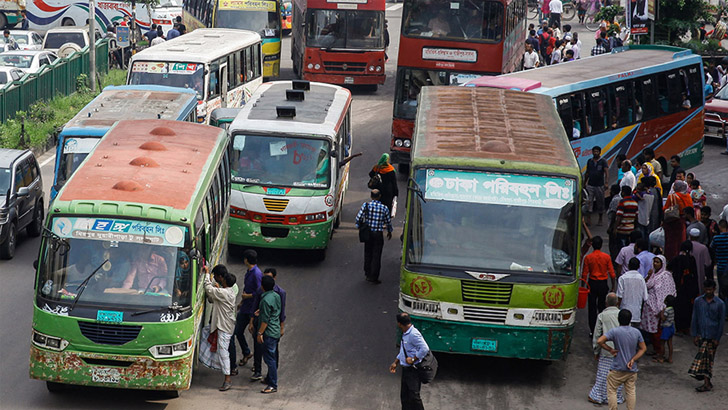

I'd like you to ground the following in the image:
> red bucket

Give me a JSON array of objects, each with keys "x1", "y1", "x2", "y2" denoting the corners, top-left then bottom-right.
[{"x1": 577, "y1": 279, "x2": 590, "y2": 309}]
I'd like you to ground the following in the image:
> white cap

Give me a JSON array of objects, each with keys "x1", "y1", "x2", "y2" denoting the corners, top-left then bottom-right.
[{"x1": 689, "y1": 228, "x2": 701, "y2": 238}]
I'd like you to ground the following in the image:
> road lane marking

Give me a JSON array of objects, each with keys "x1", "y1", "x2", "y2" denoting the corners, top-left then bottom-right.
[
  {"x1": 40, "y1": 154, "x2": 56, "y2": 167},
  {"x1": 387, "y1": 4, "x2": 402, "y2": 11}
]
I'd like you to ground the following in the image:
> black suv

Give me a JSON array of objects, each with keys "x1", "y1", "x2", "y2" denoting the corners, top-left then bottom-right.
[{"x1": 0, "y1": 149, "x2": 44, "y2": 259}]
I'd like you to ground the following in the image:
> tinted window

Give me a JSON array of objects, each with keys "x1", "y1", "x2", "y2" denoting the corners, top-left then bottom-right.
[
  {"x1": 586, "y1": 89, "x2": 607, "y2": 134},
  {"x1": 44, "y1": 32, "x2": 86, "y2": 49}
]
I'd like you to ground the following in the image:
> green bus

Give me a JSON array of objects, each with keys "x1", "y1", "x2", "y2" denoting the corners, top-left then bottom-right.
[
  {"x1": 29, "y1": 119, "x2": 231, "y2": 394},
  {"x1": 400, "y1": 86, "x2": 582, "y2": 360}
]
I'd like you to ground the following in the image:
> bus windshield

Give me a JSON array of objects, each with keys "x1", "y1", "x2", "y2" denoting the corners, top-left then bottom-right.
[
  {"x1": 394, "y1": 69, "x2": 481, "y2": 119},
  {"x1": 37, "y1": 217, "x2": 192, "y2": 309},
  {"x1": 128, "y1": 62, "x2": 204, "y2": 99},
  {"x1": 231, "y1": 134, "x2": 331, "y2": 189},
  {"x1": 406, "y1": 169, "x2": 577, "y2": 276},
  {"x1": 56, "y1": 137, "x2": 101, "y2": 187},
  {"x1": 306, "y1": 10, "x2": 384, "y2": 49},
  {"x1": 215, "y1": 1, "x2": 281, "y2": 38},
  {"x1": 402, "y1": 0, "x2": 503, "y2": 42}
]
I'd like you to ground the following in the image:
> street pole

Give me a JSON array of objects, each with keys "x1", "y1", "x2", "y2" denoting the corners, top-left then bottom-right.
[{"x1": 89, "y1": 0, "x2": 97, "y2": 92}]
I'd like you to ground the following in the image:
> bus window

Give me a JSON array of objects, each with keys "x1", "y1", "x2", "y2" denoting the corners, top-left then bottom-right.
[
  {"x1": 608, "y1": 83, "x2": 631, "y2": 128},
  {"x1": 394, "y1": 68, "x2": 449, "y2": 120},
  {"x1": 586, "y1": 89, "x2": 607, "y2": 134},
  {"x1": 556, "y1": 95, "x2": 574, "y2": 139},
  {"x1": 253, "y1": 44, "x2": 262, "y2": 79},
  {"x1": 666, "y1": 70, "x2": 684, "y2": 113},
  {"x1": 209, "y1": 61, "x2": 221, "y2": 98},
  {"x1": 402, "y1": 0, "x2": 504, "y2": 42},
  {"x1": 638, "y1": 77, "x2": 659, "y2": 119},
  {"x1": 686, "y1": 65, "x2": 702, "y2": 108},
  {"x1": 657, "y1": 73, "x2": 670, "y2": 114},
  {"x1": 570, "y1": 93, "x2": 586, "y2": 138}
]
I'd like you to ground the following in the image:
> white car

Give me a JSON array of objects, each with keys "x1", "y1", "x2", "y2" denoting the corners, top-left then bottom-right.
[
  {"x1": 0, "y1": 50, "x2": 58, "y2": 74},
  {"x1": 0, "y1": 66, "x2": 26, "y2": 87},
  {"x1": 8, "y1": 30, "x2": 44, "y2": 51},
  {"x1": 42, "y1": 26, "x2": 103, "y2": 54}
]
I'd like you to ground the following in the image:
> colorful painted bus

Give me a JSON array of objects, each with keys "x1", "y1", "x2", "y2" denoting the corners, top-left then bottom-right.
[
  {"x1": 291, "y1": 0, "x2": 386, "y2": 87},
  {"x1": 400, "y1": 86, "x2": 581, "y2": 360},
  {"x1": 50, "y1": 85, "x2": 198, "y2": 201},
  {"x1": 183, "y1": 0, "x2": 282, "y2": 79},
  {"x1": 390, "y1": 0, "x2": 528, "y2": 170},
  {"x1": 227, "y1": 80, "x2": 353, "y2": 259},
  {"x1": 127, "y1": 28, "x2": 263, "y2": 123},
  {"x1": 26, "y1": 0, "x2": 180, "y2": 33},
  {"x1": 468, "y1": 45, "x2": 705, "y2": 172},
  {"x1": 30, "y1": 119, "x2": 231, "y2": 394}
]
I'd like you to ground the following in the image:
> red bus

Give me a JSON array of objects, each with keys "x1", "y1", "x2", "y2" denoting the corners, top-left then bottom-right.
[
  {"x1": 390, "y1": 0, "x2": 527, "y2": 169},
  {"x1": 291, "y1": 0, "x2": 386, "y2": 87}
]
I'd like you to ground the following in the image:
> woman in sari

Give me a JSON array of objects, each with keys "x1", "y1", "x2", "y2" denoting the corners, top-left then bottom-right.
[
  {"x1": 641, "y1": 255, "x2": 676, "y2": 357},
  {"x1": 638, "y1": 162, "x2": 662, "y2": 197},
  {"x1": 668, "y1": 241, "x2": 699, "y2": 334},
  {"x1": 368, "y1": 153, "x2": 398, "y2": 213},
  {"x1": 663, "y1": 180, "x2": 692, "y2": 260}
]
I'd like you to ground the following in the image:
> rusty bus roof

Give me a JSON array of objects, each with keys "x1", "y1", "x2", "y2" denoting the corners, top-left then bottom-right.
[
  {"x1": 57, "y1": 119, "x2": 225, "y2": 211},
  {"x1": 411, "y1": 86, "x2": 578, "y2": 170}
]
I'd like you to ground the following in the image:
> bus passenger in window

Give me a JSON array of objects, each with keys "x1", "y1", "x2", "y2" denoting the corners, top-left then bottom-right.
[
  {"x1": 681, "y1": 92, "x2": 691, "y2": 110},
  {"x1": 122, "y1": 247, "x2": 169, "y2": 293},
  {"x1": 428, "y1": 8, "x2": 450, "y2": 37}
]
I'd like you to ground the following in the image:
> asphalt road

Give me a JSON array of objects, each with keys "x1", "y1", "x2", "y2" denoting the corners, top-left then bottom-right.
[{"x1": 1, "y1": 7, "x2": 726, "y2": 409}]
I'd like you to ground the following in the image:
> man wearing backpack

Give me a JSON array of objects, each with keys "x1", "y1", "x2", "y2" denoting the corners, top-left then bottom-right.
[
  {"x1": 355, "y1": 190, "x2": 393, "y2": 284},
  {"x1": 390, "y1": 313, "x2": 433, "y2": 410}
]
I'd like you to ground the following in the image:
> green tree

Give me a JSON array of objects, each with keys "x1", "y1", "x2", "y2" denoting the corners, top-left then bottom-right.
[{"x1": 654, "y1": 0, "x2": 714, "y2": 45}]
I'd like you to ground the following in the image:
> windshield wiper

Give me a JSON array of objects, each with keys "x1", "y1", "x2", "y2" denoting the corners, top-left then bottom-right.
[
  {"x1": 132, "y1": 303, "x2": 192, "y2": 316},
  {"x1": 408, "y1": 178, "x2": 426, "y2": 203},
  {"x1": 43, "y1": 227, "x2": 71, "y2": 255},
  {"x1": 69, "y1": 259, "x2": 109, "y2": 312}
]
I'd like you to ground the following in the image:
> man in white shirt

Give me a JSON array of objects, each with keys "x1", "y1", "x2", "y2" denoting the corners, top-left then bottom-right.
[
  {"x1": 549, "y1": 0, "x2": 563, "y2": 28},
  {"x1": 523, "y1": 43, "x2": 540, "y2": 69},
  {"x1": 615, "y1": 231, "x2": 641, "y2": 275},
  {"x1": 571, "y1": 33, "x2": 582, "y2": 59},
  {"x1": 619, "y1": 160, "x2": 636, "y2": 191},
  {"x1": 616, "y1": 258, "x2": 648, "y2": 327}
]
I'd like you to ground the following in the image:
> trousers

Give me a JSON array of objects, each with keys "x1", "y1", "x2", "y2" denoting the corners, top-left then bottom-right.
[
  {"x1": 606, "y1": 370, "x2": 637, "y2": 410},
  {"x1": 217, "y1": 331, "x2": 232, "y2": 376},
  {"x1": 401, "y1": 366, "x2": 424, "y2": 410},
  {"x1": 229, "y1": 311, "x2": 252, "y2": 370},
  {"x1": 588, "y1": 279, "x2": 609, "y2": 333},
  {"x1": 364, "y1": 231, "x2": 385, "y2": 280}
]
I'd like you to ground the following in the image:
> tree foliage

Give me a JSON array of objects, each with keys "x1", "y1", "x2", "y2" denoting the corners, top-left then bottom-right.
[{"x1": 655, "y1": 0, "x2": 714, "y2": 45}]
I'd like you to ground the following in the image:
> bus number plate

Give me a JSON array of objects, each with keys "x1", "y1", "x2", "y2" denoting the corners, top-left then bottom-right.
[
  {"x1": 344, "y1": 77, "x2": 354, "y2": 84},
  {"x1": 92, "y1": 367, "x2": 120, "y2": 384},
  {"x1": 471, "y1": 338, "x2": 497, "y2": 352},
  {"x1": 266, "y1": 188, "x2": 286, "y2": 196}
]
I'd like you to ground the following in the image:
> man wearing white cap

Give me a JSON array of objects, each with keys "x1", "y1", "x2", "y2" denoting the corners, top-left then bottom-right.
[
  {"x1": 686, "y1": 207, "x2": 707, "y2": 245},
  {"x1": 690, "y1": 228, "x2": 713, "y2": 294}
]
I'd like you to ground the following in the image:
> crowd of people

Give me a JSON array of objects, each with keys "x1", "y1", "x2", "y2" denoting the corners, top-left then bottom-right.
[
  {"x1": 105, "y1": 15, "x2": 188, "y2": 68},
  {"x1": 581, "y1": 146, "x2": 727, "y2": 407}
]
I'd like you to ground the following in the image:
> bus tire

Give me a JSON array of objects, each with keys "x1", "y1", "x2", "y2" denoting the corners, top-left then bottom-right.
[
  {"x1": 312, "y1": 248, "x2": 326, "y2": 261},
  {"x1": 46, "y1": 381, "x2": 65, "y2": 393},
  {"x1": 0, "y1": 13, "x2": 7, "y2": 30},
  {"x1": 62, "y1": 18, "x2": 75, "y2": 26},
  {"x1": 398, "y1": 163, "x2": 409, "y2": 175}
]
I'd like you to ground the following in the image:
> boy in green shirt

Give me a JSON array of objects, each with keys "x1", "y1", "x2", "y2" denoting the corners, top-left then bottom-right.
[{"x1": 257, "y1": 275, "x2": 281, "y2": 393}]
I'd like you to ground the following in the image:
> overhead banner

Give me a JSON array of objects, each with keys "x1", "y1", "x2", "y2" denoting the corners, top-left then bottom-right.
[
  {"x1": 424, "y1": 169, "x2": 574, "y2": 209},
  {"x1": 51, "y1": 217, "x2": 186, "y2": 247}
]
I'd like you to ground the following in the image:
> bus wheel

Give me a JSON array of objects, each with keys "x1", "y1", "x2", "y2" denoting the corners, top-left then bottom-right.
[
  {"x1": 46, "y1": 381, "x2": 65, "y2": 393},
  {"x1": 0, "y1": 14, "x2": 7, "y2": 30},
  {"x1": 312, "y1": 249, "x2": 326, "y2": 261},
  {"x1": 398, "y1": 163, "x2": 409, "y2": 175},
  {"x1": 62, "y1": 18, "x2": 75, "y2": 26}
]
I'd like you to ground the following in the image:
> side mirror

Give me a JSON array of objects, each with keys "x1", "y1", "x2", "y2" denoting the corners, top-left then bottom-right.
[
  {"x1": 330, "y1": 149, "x2": 337, "y2": 158},
  {"x1": 17, "y1": 186, "x2": 30, "y2": 197},
  {"x1": 188, "y1": 249, "x2": 201, "y2": 262},
  {"x1": 33, "y1": 260, "x2": 38, "y2": 269}
]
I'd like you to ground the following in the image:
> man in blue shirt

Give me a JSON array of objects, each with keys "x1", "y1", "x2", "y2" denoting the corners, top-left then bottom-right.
[
  {"x1": 390, "y1": 313, "x2": 430, "y2": 410},
  {"x1": 229, "y1": 250, "x2": 262, "y2": 375},
  {"x1": 355, "y1": 189, "x2": 393, "y2": 284},
  {"x1": 597, "y1": 309, "x2": 647, "y2": 410},
  {"x1": 166, "y1": 26, "x2": 181, "y2": 40},
  {"x1": 711, "y1": 219, "x2": 728, "y2": 306},
  {"x1": 633, "y1": 239, "x2": 654, "y2": 279},
  {"x1": 249, "y1": 268, "x2": 286, "y2": 383},
  {"x1": 689, "y1": 279, "x2": 726, "y2": 392}
]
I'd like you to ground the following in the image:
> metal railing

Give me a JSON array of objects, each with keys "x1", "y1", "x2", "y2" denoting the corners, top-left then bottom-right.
[{"x1": 0, "y1": 39, "x2": 110, "y2": 123}]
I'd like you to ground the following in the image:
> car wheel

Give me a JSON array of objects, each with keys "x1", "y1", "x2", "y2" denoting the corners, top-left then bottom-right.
[
  {"x1": 0, "y1": 221, "x2": 17, "y2": 260},
  {"x1": 27, "y1": 203, "x2": 43, "y2": 237},
  {"x1": 0, "y1": 14, "x2": 7, "y2": 30}
]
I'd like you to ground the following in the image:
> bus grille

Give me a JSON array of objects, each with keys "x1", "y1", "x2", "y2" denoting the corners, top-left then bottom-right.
[
  {"x1": 323, "y1": 61, "x2": 367, "y2": 72},
  {"x1": 265, "y1": 215, "x2": 286, "y2": 224},
  {"x1": 461, "y1": 281, "x2": 513, "y2": 305},
  {"x1": 462, "y1": 306, "x2": 508, "y2": 324},
  {"x1": 78, "y1": 322, "x2": 142, "y2": 345},
  {"x1": 263, "y1": 198, "x2": 288, "y2": 212}
]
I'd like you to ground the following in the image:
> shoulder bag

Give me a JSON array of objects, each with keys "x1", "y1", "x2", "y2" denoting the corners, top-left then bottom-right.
[
  {"x1": 358, "y1": 203, "x2": 371, "y2": 243},
  {"x1": 414, "y1": 351, "x2": 438, "y2": 384},
  {"x1": 367, "y1": 172, "x2": 383, "y2": 189},
  {"x1": 664, "y1": 194, "x2": 681, "y2": 222}
]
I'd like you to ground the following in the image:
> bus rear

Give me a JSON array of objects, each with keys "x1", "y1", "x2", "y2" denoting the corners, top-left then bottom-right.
[
  {"x1": 391, "y1": 0, "x2": 527, "y2": 169},
  {"x1": 292, "y1": 0, "x2": 386, "y2": 86},
  {"x1": 51, "y1": 85, "x2": 197, "y2": 201},
  {"x1": 401, "y1": 87, "x2": 581, "y2": 360}
]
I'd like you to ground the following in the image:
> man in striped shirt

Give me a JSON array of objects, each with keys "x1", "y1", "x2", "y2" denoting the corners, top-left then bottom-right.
[
  {"x1": 610, "y1": 186, "x2": 639, "y2": 249},
  {"x1": 711, "y1": 219, "x2": 728, "y2": 309},
  {"x1": 356, "y1": 189, "x2": 393, "y2": 284}
]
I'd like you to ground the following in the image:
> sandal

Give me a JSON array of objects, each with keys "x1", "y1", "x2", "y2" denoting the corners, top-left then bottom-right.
[
  {"x1": 230, "y1": 368, "x2": 239, "y2": 376},
  {"x1": 587, "y1": 396, "x2": 601, "y2": 405},
  {"x1": 695, "y1": 385, "x2": 712, "y2": 392},
  {"x1": 238, "y1": 353, "x2": 253, "y2": 367},
  {"x1": 219, "y1": 381, "x2": 232, "y2": 391},
  {"x1": 261, "y1": 386, "x2": 277, "y2": 394}
]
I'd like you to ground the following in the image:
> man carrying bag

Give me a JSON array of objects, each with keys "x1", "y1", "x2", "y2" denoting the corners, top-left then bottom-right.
[
  {"x1": 355, "y1": 189, "x2": 392, "y2": 284},
  {"x1": 390, "y1": 313, "x2": 437, "y2": 410}
]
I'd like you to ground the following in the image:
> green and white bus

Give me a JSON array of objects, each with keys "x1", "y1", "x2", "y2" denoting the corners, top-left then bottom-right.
[
  {"x1": 30, "y1": 119, "x2": 231, "y2": 393},
  {"x1": 227, "y1": 80, "x2": 353, "y2": 258},
  {"x1": 400, "y1": 86, "x2": 582, "y2": 360}
]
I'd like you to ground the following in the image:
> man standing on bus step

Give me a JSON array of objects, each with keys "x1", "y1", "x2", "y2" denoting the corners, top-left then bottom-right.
[
  {"x1": 597, "y1": 309, "x2": 647, "y2": 410},
  {"x1": 390, "y1": 313, "x2": 431, "y2": 410},
  {"x1": 549, "y1": 0, "x2": 562, "y2": 29},
  {"x1": 229, "y1": 250, "x2": 262, "y2": 375},
  {"x1": 582, "y1": 236, "x2": 616, "y2": 336},
  {"x1": 355, "y1": 189, "x2": 392, "y2": 284},
  {"x1": 585, "y1": 146, "x2": 609, "y2": 226}
]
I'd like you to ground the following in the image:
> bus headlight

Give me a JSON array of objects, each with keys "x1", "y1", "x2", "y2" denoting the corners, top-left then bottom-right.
[
  {"x1": 32, "y1": 330, "x2": 69, "y2": 351},
  {"x1": 304, "y1": 212, "x2": 326, "y2": 222},
  {"x1": 314, "y1": 64, "x2": 321, "y2": 70},
  {"x1": 403, "y1": 139, "x2": 411, "y2": 148},
  {"x1": 307, "y1": 63, "x2": 313, "y2": 69},
  {"x1": 394, "y1": 139, "x2": 403, "y2": 147},
  {"x1": 376, "y1": 66, "x2": 382, "y2": 72},
  {"x1": 369, "y1": 65, "x2": 375, "y2": 72},
  {"x1": 230, "y1": 206, "x2": 248, "y2": 219},
  {"x1": 149, "y1": 338, "x2": 192, "y2": 359}
]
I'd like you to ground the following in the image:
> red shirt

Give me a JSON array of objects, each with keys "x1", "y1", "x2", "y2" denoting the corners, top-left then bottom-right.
[{"x1": 582, "y1": 249, "x2": 615, "y2": 281}]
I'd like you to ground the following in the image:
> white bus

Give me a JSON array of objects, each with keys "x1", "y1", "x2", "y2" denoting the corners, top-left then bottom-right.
[
  {"x1": 127, "y1": 28, "x2": 263, "y2": 122},
  {"x1": 226, "y1": 80, "x2": 354, "y2": 260},
  {"x1": 26, "y1": 0, "x2": 181, "y2": 34}
]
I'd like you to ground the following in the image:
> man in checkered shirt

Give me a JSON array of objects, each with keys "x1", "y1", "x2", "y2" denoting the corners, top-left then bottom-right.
[
  {"x1": 591, "y1": 38, "x2": 608, "y2": 57},
  {"x1": 355, "y1": 189, "x2": 393, "y2": 284}
]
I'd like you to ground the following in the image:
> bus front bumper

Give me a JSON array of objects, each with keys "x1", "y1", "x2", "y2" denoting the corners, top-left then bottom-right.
[
  {"x1": 229, "y1": 217, "x2": 331, "y2": 249},
  {"x1": 303, "y1": 72, "x2": 385, "y2": 85},
  {"x1": 29, "y1": 345, "x2": 193, "y2": 391},
  {"x1": 409, "y1": 315, "x2": 573, "y2": 361}
]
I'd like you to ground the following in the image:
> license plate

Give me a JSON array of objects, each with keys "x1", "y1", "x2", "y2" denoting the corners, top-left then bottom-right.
[
  {"x1": 344, "y1": 77, "x2": 354, "y2": 84},
  {"x1": 471, "y1": 338, "x2": 497, "y2": 352},
  {"x1": 266, "y1": 187, "x2": 286, "y2": 196},
  {"x1": 92, "y1": 367, "x2": 120, "y2": 383}
]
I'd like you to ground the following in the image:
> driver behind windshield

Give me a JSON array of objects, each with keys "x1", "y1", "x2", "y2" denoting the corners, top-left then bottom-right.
[{"x1": 122, "y1": 247, "x2": 169, "y2": 293}]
